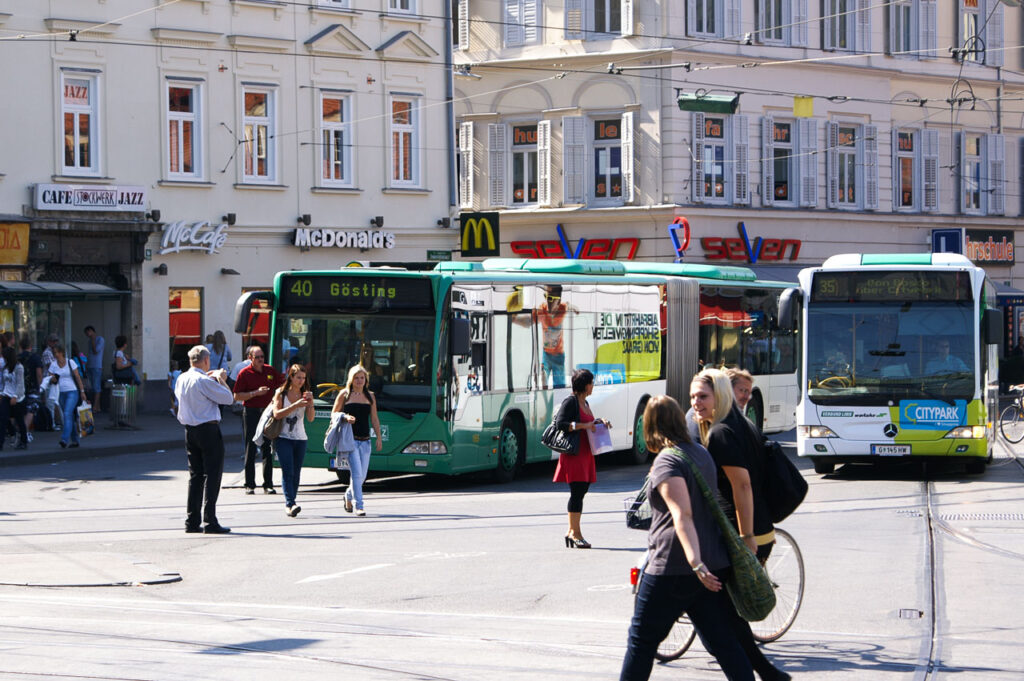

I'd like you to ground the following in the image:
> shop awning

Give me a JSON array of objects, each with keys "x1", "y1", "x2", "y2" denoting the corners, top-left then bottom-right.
[
  {"x1": 993, "y1": 280, "x2": 1024, "y2": 298},
  {"x1": 0, "y1": 281, "x2": 128, "y2": 301}
]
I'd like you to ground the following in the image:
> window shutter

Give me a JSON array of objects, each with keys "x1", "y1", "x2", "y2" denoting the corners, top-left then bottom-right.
[
  {"x1": 984, "y1": 0, "x2": 1004, "y2": 67},
  {"x1": 562, "y1": 116, "x2": 586, "y2": 204},
  {"x1": 890, "y1": 127, "x2": 900, "y2": 207},
  {"x1": 565, "y1": 0, "x2": 585, "y2": 40},
  {"x1": 726, "y1": 0, "x2": 741, "y2": 39},
  {"x1": 621, "y1": 111, "x2": 635, "y2": 204},
  {"x1": 505, "y1": 0, "x2": 523, "y2": 46},
  {"x1": 957, "y1": 131, "x2": 966, "y2": 213},
  {"x1": 792, "y1": 0, "x2": 808, "y2": 46},
  {"x1": 826, "y1": 121, "x2": 840, "y2": 208},
  {"x1": 488, "y1": 123, "x2": 508, "y2": 207},
  {"x1": 919, "y1": 0, "x2": 937, "y2": 58},
  {"x1": 620, "y1": 0, "x2": 634, "y2": 37},
  {"x1": 537, "y1": 120, "x2": 551, "y2": 207},
  {"x1": 459, "y1": 121, "x2": 474, "y2": 209},
  {"x1": 692, "y1": 113, "x2": 705, "y2": 203},
  {"x1": 987, "y1": 133, "x2": 1005, "y2": 215},
  {"x1": 686, "y1": 0, "x2": 697, "y2": 37},
  {"x1": 885, "y1": 4, "x2": 895, "y2": 55},
  {"x1": 756, "y1": 0, "x2": 767, "y2": 42},
  {"x1": 922, "y1": 128, "x2": 939, "y2": 212},
  {"x1": 856, "y1": 0, "x2": 872, "y2": 53},
  {"x1": 522, "y1": 0, "x2": 538, "y2": 43},
  {"x1": 864, "y1": 124, "x2": 879, "y2": 210},
  {"x1": 761, "y1": 115, "x2": 775, "y2": 207},
  {"x1": 799, "y1": 118, "x2": 818, "y2": 207},
  {"x1": 458, "y1": 0, "x2": 469, "y2": 50},
  {"x1": 823, "y1": 6, "x2": 836, "y2": 50},
  {"x1": 732, "y1": 114, "x2": 749, "y2": 205}
]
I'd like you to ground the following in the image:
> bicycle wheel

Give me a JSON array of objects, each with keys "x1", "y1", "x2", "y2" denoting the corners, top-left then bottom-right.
[
  {"x1": 751, "y1": 527, "x2": 804, "y2": 643},
  {"x1": 999, "y1": 404, "x2": 1024, "y2": 444},
  {"x1": 632, "y1": 585, "x2": 696, "y2": 662}
]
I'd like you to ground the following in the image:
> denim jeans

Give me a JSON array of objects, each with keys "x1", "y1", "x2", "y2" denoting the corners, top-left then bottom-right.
[
  {"x1": 86, "y1": 367, "x2": 102, "y2": 398},
  {"x1": 275, "y1": 437, "x2": 307, "y2": 507},
  {"x1": 620, "y1": 571, "x2": 753, "y2": 681},
  {"x1": 59, "y1": 390, "x2": 80, "y2": 445},
  {"x1": 345, "y1": 439, "x2": 372, "y2": 510},
  {"x1": 542, "y1": 352, "x2": 565, "y2": 388}
]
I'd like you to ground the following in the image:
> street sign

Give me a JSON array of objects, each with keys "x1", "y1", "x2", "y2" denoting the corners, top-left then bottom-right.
[
  {"x1": 931, "y1": 228, "x2": 964, "y2": 254},
  {"x1": 427, "y1": 250, "x2": 452, "y2": 261}
]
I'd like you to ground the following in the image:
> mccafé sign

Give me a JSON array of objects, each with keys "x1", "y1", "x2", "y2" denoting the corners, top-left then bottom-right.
[
  {"x1": 701, "y1": 222, "x2": 801, "y2": 263},
  {"x1": 159, "y1": 221, "x2": 230, "y2": 255},
  {"x1": 511, "y1": 224, "x2": 639, "y2": 260}
]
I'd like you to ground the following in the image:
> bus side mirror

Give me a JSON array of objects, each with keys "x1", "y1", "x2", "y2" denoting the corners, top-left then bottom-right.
[
  {"x1": 778, "y1": 287, "x2": 802, "y2": 332},
  {"x1": 234, "y1": 290, "x2": 274, "y2": 335},
  {"x1": 983, "y1": 308, "x2": 1001, "y2": 345},
  {"x1": 450, "y1": 317, "x2": 471, "y2": 356}
]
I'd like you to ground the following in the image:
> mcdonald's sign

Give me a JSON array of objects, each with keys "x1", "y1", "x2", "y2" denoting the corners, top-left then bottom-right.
[{"x1": 460, "y1": 212, "x2": 500, "y2": 257}]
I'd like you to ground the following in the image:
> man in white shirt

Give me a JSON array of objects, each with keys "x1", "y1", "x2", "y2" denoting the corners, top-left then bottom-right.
[
  {"x1": 925, "y1": 339, "x2": 969, "y2": 376},
  {"x1": 175, "y1": 345, "x2": 236, "y2": 534}
]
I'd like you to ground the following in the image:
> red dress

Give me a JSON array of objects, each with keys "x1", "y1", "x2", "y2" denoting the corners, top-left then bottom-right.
[{"x1": 553, "y1": 401, "x2": 597, "y2": 483}]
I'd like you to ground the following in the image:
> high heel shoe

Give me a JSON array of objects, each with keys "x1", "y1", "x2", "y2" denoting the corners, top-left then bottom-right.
[{"x1": 565, "y1": 534, "x2": 592, "y2": 549}]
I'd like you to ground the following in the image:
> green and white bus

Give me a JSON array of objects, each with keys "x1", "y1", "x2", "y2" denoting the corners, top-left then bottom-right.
[
  {"x1": 234, "y1": 259, "x2": 799, "y2": 481},
  {"x1": 785, "y1": 253, "x2": 1001, "y2": 475}
]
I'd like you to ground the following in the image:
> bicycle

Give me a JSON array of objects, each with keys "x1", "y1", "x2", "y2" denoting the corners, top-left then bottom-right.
[
  {"x1": 629, "y1": 527, "x2": 805, "y2": 662},
  {"x1": 999, "y1": 384, "x2": 1024, "y2": 444}
]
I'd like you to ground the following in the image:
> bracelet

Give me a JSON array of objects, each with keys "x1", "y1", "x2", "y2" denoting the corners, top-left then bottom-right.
[
  {"x1": 740, "y1": 534, "x2": 754, "y2": 539},
  {"x1": 691, "y1": 562, "x2": 706, "y2": 572}
]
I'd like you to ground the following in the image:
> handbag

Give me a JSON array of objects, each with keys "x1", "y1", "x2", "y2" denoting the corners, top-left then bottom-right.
[
  {"x1": 541, "y1": 421, "x2": 579, "y2": 454},
  {"x1": 262, "y1": 402, "x2": 283, "y2": 440},
  {"x1": 76, "y1": 404, "x2": 95, "y2": 437},
  {"x1": 740, "y1": 419, "x2": 807, "y2": 524},
  {"x1": 666, "y1": 445, "x2": 776, "y2": 622},
  {"x1": 623, "y1": 476, "x2": 652, "y2": 530},
  {"x1": 111, "y1": 361, "x2": 134, "y2": 383}
]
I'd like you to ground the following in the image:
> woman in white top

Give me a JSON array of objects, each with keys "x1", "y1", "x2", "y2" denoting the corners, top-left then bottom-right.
[
  {"x1": 0, "y1": 345, "x2": 27, "y2": 450},
  {"x1": 48, "y1": 344, "x2": 87, "y2": 448},
  {"x1": 271, "y1": 363, "x2": 315, "y2": 517}
]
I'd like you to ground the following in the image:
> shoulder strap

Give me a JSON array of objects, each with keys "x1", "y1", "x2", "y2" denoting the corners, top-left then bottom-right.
[{"x1": 664, "y1": 446, "x2": 737, "y2": 540}]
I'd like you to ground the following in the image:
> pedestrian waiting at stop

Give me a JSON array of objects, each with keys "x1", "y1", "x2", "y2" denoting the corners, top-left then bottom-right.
[
  {"x1": 83, "y1": 325, "x2": 105, "y2": 414},
  {"x1": 112, "y1": 335, "x2": 142, "y2": 386},
  {"x1": 233, "y1": 345, "x2": 281, "y2": 494},
  {"x1": 0, "y1": 346, "x2": 28, "y2": 450},
  {"x1": 332, "y1": 364, "x2": 382, "y2": 517},
  {"x1": 272, "y1": 363, "x2": 315, "y2": 517},
  {"x1": 47, "y1": 344, "x2": 87, "y2": 449},
  {"x1": 620, "y1": 394, "x2": 753, "y2": 681}
]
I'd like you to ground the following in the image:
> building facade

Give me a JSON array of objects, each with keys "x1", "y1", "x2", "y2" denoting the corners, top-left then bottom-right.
[
  {"x1": 0, "y1": 0, "x2": 457, "y2": 397},
  {"x1": 453, "y1": 0, "x2": 1024, "y2": 348}
]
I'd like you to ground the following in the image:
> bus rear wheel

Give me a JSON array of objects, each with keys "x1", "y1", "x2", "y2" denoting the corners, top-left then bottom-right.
[
  {"x1": 812, "y1": 459, "x2": 835, "y2": 475},
  {"x1": 623, "y1": 400, "x2": 650, "y2": 465},
  {"x1": 745, "y1": 392, "x2": 764, "y2": 432},
  {"x1": 494, "y1": 417, "x2": 524, "y2": 483}
]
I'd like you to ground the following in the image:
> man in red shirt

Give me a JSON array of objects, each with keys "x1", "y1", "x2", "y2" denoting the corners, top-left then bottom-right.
[{"x1": 233, "y1": 345, "x2": 282, "y2": 494}]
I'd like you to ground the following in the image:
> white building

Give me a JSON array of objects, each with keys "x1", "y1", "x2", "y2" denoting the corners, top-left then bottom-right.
[
  {"x1": 453, "y1": 0, "x2": 1024, "y2": 349},
  {"x1": 0, "y1": 0, "x2": 457, "y2": 401}
]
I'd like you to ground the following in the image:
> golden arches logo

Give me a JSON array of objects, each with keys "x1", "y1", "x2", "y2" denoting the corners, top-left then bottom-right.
[{"x1": 462, "y1": 217, "x2": 495, "y2": 251}]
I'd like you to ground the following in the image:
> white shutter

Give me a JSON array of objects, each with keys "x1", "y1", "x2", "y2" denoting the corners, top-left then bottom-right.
[
  {"x1": 458, "y1": 121, "x2": 474, "y2": 209},
  {"x1": 792, "y1": 0, "x2": 808, "y2": 46},
  {"x1": 761, "y1": 116, "x2": 775, "y2": 207},
  {"x1": 620, "y1": 111, "x2": 635, "y2": 204},
  {"x1": 692, "y1": 113, "x2": 705, "y2": 203},
  {"x1": 620, "y1": 0, "x2": 634, "y2": 37},
  {"x1": 987, "y1": 133, "x2": 1006, "y2": 215},
  {"x1": 919, "y1": 0, "x2": 937, "y2": 58},
  {"x1": 856, "y1": 0, "x2": 871, "y2": 53},
  {"x1": 984, "y1": 0, "x2": 1004, "y2": 67},
  {"x1": 458, "y1": 0, "x2": 469, "y2": 50},
  {"x1": 725, "y1": 0, "x2": 741, "y2": 39},
  {"x1": 536, "y1": 120, "x2": 551, "y2": 207},
  {"x1": 922, "y1": 128, "x2": 939, "y2": 212},
  {"x1": 565, "y1": 0, "x2": 584, "y2": 40},
  {"x1": 756, "y1": 0, "x2": 767, "y2": 42},
  {"x1": 885, "y1": 4, "x2": 895, "y2": 55},
  {"x1": 505, "y1": 0, "x2": 523, "y2": 47},
  {"x1": 686, "y1": 0, "x2": 697, "y2": 37},
  {"x1": 823, "y1": 4, "x2": 836, "y2": 50},
  {"x1": 732, "y1": 114, "x2": 749, "y2": 205},
  {"x1": 826, "y1": 121, "x2": 840, "y2": 208},
  {"x1": 863, "y1": 124, "x2": 878, "y2": 210},
  {"x1": 522, "y1": 0, "x2": 538, "y2": 43},
  {"x1": 891, "y1": 127, "x2": 900, "y2": 207},
  {"x1": 562, "y1": 116, "x2": 586, "y2": 204},
  {"x1": 488, "y1": 123, "x2": 508, "y2": 207},
  {"x1": 957, "y1": 131, "x2": 967, "y2": 213},
  {"x1": 799, "y1": 118, "x2": 818, "y2": 207}
]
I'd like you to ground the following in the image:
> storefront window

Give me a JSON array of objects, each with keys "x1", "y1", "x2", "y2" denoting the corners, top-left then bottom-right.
[
  {"x1": 169, "y1": 288, "x2": 202, "y2": 371},
  {"x1": 239, "y1": 287, "x2": 270, "y2": 358}
]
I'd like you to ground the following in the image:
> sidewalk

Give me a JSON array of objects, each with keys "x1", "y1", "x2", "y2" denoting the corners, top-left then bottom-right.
[{"x1": 0, "y1": 409, "x2": 244, "y2": 468}]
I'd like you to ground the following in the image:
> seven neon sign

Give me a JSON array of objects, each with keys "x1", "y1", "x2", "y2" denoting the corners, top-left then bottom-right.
[
  {"x1": 510, "y1": 224, "x2": 639, "y2": 260},
  {"x1": 701, "y1": 222, "x2": 801, "y2": 262}
]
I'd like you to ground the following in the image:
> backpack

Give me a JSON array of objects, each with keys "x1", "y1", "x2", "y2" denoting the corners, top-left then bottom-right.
[{"x1": 761, "y1": 438, "x2": 808, "y2": 524}]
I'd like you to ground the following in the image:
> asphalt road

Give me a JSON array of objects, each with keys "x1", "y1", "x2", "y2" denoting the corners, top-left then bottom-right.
[{"x1": 1, "y1": 437, "x2": 1023, "y2": 680}]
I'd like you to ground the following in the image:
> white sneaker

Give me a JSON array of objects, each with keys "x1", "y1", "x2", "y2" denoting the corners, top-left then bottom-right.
[
  {"x1": 355, "y1": 509, "x2": 366, "y2": 517},
  {"x1": 26, "y1": 433, "x2": 33, "y2": 443}
]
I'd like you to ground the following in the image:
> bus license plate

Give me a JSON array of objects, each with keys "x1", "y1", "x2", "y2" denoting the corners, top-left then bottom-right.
[{"x1": 872, "y1": 444, "x2": 910, "y2": 456}]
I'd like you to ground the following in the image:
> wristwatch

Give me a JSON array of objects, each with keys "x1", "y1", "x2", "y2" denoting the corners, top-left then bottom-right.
[{"x1": 571, "y1": 421, "x2": 576, "y2": 431}]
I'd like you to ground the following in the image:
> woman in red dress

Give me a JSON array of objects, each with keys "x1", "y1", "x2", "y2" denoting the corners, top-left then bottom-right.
[{"x1": 553, "y1": 368, "x2": 610, "y2": 549}]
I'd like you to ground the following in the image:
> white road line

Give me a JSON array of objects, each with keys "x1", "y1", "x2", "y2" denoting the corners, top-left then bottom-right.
[{"x1": 297, "y1": 563, "x2": 396, "y2": 584}]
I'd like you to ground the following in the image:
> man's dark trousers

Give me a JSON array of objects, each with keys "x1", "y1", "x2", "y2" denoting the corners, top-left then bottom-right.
[
  {"x1": 243, "y1": 406, "x2": 274, "y2": 489},
  {"x1": 185, "y1": 421, "x2": 225, "y2": 528}
]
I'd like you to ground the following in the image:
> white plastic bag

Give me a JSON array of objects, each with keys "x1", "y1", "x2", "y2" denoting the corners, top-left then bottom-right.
[{"x1": 587, "y1": 422, "x2": 613, "y2": 455}]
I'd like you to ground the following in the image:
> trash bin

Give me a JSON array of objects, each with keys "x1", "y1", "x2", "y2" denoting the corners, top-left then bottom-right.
[{"x1": 110, "y1": 382, "x2": 138, "y2": 428}]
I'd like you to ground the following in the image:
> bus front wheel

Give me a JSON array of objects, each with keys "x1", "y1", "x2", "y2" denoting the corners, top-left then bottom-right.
[
  {"x1": 494, "y1": 417, "x2": 524, "y2": 483},
  {"x1": 624, "y1": 400, "x2": 650, "y2": 465},
  {"x1": 812, "y1": 459, "x2": 835, "y2": 475}
]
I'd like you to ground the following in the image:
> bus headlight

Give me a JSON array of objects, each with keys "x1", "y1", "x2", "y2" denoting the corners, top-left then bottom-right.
[
  {"x1": 798, "y1": 425, "x2": 838, "y2": 438},
  {"x1": 945, "y1": 426, "x2": 986, "y2": 439},
  {"x1": 402, "y1": 441, "x2": 448, "y2": 455}
]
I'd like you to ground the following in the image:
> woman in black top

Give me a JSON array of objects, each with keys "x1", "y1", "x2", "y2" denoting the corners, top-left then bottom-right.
[
  {"x1": 691, "y1": 368, "x2": 790, "y2": 681},
  {"x1": 620, "y1": 394, "x2": 752, "y2": 681},
  {"x1": 332, "y1": 364, "x2": 382, "y2": 516}
]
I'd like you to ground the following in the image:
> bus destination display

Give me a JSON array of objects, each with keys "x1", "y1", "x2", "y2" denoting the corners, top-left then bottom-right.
[
  {"x1": 811, "y1": 271, "x2": 972, "y2": 303},
  {"x1": 279, "y1": 275, "x2": 434, "y2": 312}
]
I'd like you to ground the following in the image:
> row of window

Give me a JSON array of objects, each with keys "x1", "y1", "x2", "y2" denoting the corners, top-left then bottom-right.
[
  {"x1": 482, "y1": 0, "x2": 1004, "y2": 66},
  {"x1": 458, "y1": 114, "x2": 1010, "y2": 216},
  {"x1": 60, "y1": 71, "x2": 421, "y2": 188}
]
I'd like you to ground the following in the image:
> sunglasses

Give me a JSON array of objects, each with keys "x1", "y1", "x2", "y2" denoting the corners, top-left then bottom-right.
[{"x1": 546, "y1": 295, "x2": 560, "y2": 301}]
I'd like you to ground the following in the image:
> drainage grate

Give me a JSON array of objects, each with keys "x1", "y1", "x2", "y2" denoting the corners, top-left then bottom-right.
[
  {"x1": 938, "y1": 513, "x2": 1024, "y2": 522},
  {"x1": 896, "y1": 509, "x2": 924, "y2": 517}
]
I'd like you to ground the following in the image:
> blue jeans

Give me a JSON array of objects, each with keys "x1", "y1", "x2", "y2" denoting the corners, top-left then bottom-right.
[
  {"x1": 345, "y1": 439, "x2": 372, "y2": 510},
  {"x1": 275, "y1": 437, "x2": 307, "y2": 507},
  {"x1": 86, "y1": 368, "x2": 102, "y2": 398},
  {"x1": 59, "y1": 390, "x2": 80, "y2": 445},
  {"x1": 542, "y1": 352, "x2": 565, "y2": 388},
  {"x1": 620, "y1": 571, "x2": 753, "y2": 681}
]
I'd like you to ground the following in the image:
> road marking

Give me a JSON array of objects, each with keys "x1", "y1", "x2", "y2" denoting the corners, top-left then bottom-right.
[{"x1": 297, "y1": 563, "x2": 395, "y2": 584}]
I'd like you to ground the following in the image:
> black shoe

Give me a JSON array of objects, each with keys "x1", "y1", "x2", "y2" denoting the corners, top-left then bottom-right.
[
  {"x1": 69, "y1": 442, "x2": 80, "y2": 448},
  {"x1": 185, "y1": 526, "x2": 202, "y2": 534},
  {"x1": 15, "y1": 443, "x2": 26, "y2": 450},
  {"x1": 288, "y1": 505, "x2": 301, "y2": 517},
  {"x1": 263, "y1": 487, "x2": 276, "y2": 495},
  {"x1": 203, "y1": 524, "x2": 231, "y2": 534},
  {"x1": 59, "y1": 441, "x2": 67, "y2": 448},
  {"x1": 245, "y1": 487, "x2": 255, "y2": 495}
]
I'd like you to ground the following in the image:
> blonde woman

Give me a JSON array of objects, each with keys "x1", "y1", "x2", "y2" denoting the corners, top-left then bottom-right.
[
  {"x1": 272, "y1": 363, "x2": 315, "y2": 517},
  {"x1": 332, "y1": 364, "x2": 382, "y2": 516}
]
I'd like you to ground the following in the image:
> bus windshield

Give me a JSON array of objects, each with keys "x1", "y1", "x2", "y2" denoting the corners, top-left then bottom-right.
[
  {"x1": 276, "y1": 313, "x2": 435, "y2": 417},
  {"x1": 806, "y1": 301, "x2": 975, "y2": 405}
]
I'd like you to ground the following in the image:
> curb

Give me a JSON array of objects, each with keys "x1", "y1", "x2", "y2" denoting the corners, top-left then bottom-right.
[{"x1": 0, "y1": 434, "x2": 244, "y2": 468}]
